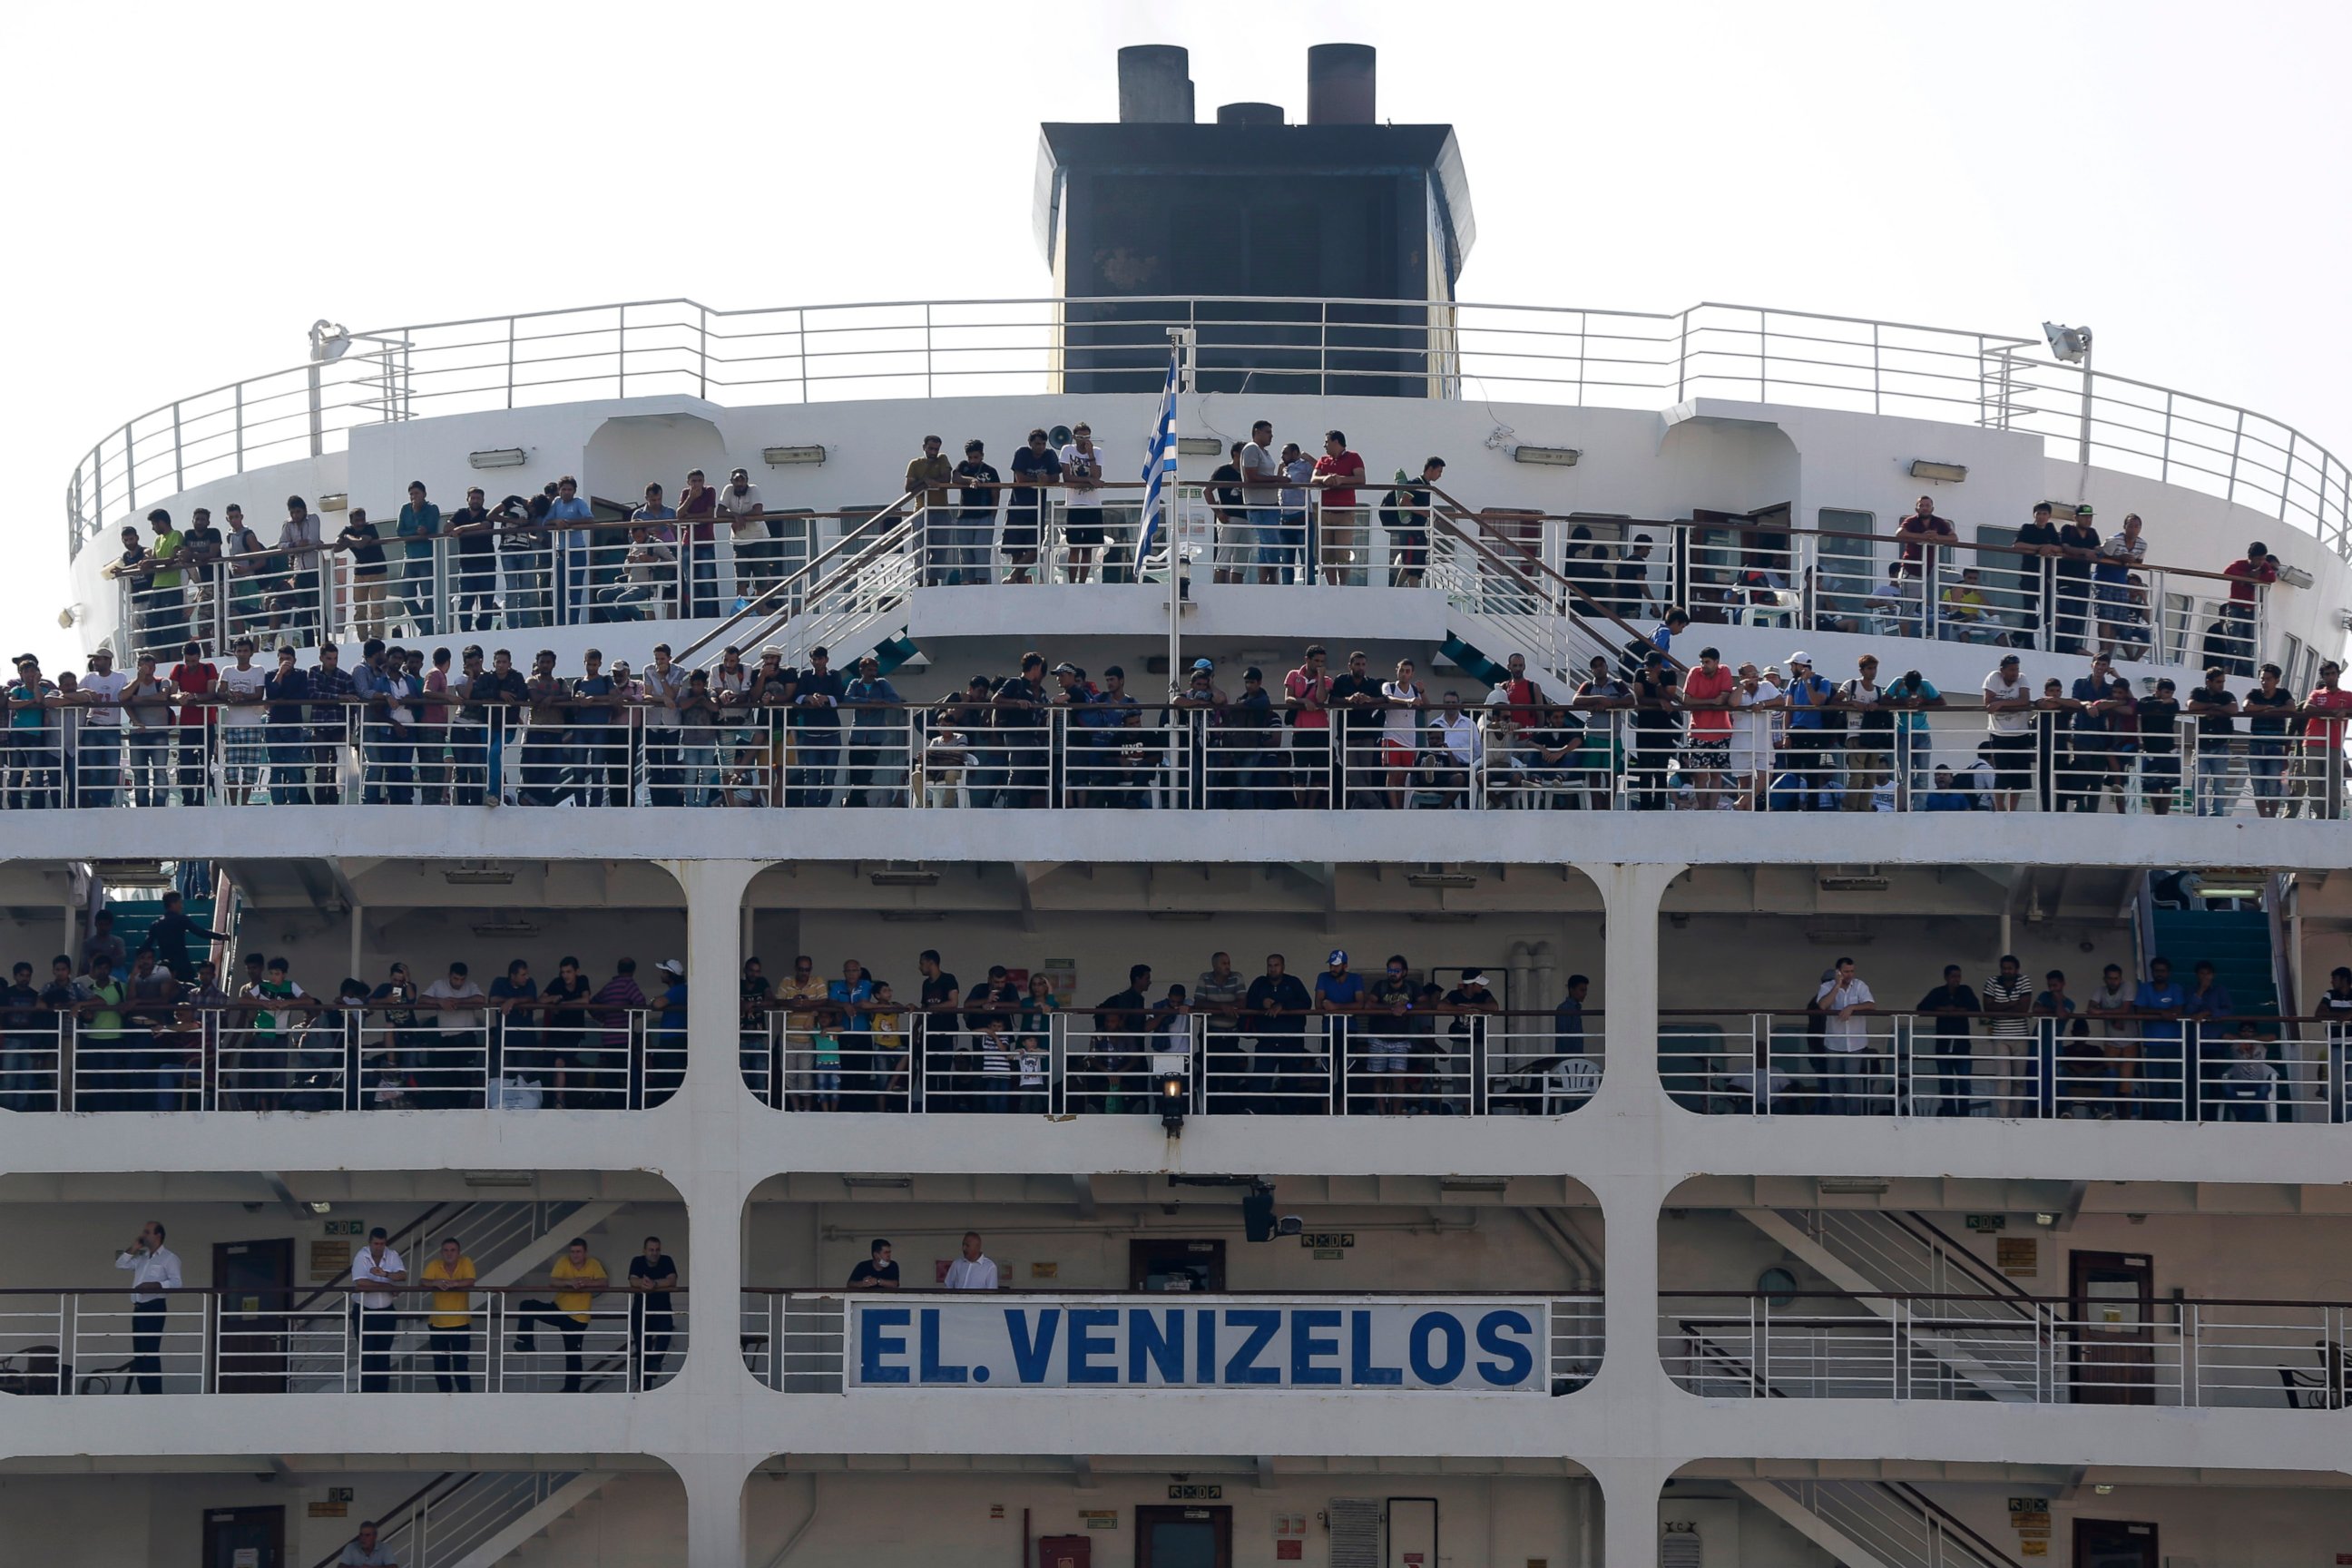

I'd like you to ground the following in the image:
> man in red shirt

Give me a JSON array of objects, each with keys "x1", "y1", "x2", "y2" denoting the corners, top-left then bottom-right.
[
  {"x1": 2220, "y1": 539, "x2": 2278, "y2": 676},
  {"x1": 1679, "y1": 644, "x2": 1740, "y2": 809},
  {"x1": 2298, "y1": 659, "x2": 2352, "y2": 819},
  {"x1": 166, "y1": 638, "x2": 219, "y2": 806},
  {"x1": 1895, "y1": 495, "x2": 1958, "y2": 577},
  {"x1": 1283, "y1": 643, "x2": 1333, "y2": 808},
  {"x1": 1310, "y1": 431, "x2": 1367, "y2": 586}
]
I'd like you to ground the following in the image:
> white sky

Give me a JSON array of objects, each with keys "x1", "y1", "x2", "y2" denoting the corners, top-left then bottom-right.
[{"x1": 5, "y1": 0, "x2": 2347, "y2": 667}]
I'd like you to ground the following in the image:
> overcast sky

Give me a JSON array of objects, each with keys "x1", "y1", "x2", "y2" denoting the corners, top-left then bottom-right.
[{"x1": 6, "y1": 0, "x2": 2346, "y2": 665}]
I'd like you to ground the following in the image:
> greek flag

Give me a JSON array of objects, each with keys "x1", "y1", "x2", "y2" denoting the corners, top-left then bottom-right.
[{"x1": 1133, "y1": 349, "x2": 1180, "y2": 572}]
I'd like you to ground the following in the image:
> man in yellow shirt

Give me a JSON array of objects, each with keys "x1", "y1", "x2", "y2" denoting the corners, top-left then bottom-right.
[
  {"x1": 421, "y1": 1237, "x2": 478, "y2": 1392},
  {"x1": 514, "y1": 1237, "x2": 607, "y2": 1391},
  {"x1": 774, "y1": 956, "x2": 829, "y2": 1112}
]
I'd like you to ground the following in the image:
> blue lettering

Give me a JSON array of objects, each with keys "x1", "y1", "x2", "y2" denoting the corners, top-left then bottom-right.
[
  {"x1": 1289, "y1": 1308, "x2": 1342, "y2": 1386},
  {"x1": 1006, "y1": 1308, "x2": 1062, "y2": 1384},
  {"x1": 1475, "y1": 1309, "x2": 1536, "y2": 1387},
  {"x1": 1409, "y1": 1311, "x2": 1466, "y2": 1385},
  {"x1": 1223, "y1": 1308, "x2": 1281, "y2": 1385},
  {"x1": 859, "y1": 1308, "x2": 911, "y2": 1385},
  {"x1": 1067, "y1": 1308, "x2": 1118, "y2": 1384},
  {"x1": 1197, "y1": 1305, "x2": 1216, "y2": 1379},
  {"x1": 1128, "y1": 1308, "x2": 1186, "y2": 1384},
  {"x1": 1349, "y1": 1308, "x2": 1403, "y2": 1386},
  {"x1": 918, "y1": 1308, "x2": 968, "y2": 1383}
]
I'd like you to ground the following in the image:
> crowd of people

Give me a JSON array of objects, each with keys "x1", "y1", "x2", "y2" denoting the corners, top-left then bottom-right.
[
  {"x1": 1720, "y1": 949, "x2": 2352, "y2": 1123},
  {"x1": 6, "y1": 626, "x2": 2348, "y2": 816}
]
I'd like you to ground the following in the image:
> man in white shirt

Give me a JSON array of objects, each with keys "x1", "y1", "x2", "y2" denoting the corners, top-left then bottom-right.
[
  {"x1": 716, "y1": 468, "x2": 772, "y2": 603},
  {"x1": 337, "y1": 1520, "x2": 399, "y2": 1567},
  {"x1": 1980, "y1": 653, "x2": 2036, "y2": 812},
  {"x1": 77, "y1": 647, "x2": 127, "y2": 808},
  {"x1": 352, "y1": 1226, "x2": 407, "y2": 1392},
  {"x1": 1815, "y1": 957, "x2": 1878, "y2": 1117},
  {"x1": 424, "y1": 962, "x2": 488, "y2": 1108},
  {"x1": 1428, "y1": 690, "x2": 1482, "y2": 807},
  {"x1": 214, "y1": 636, "x2": 271, "y2": 804},
  {"x1": 113, "y1": 1220, "x2": 182, "y2": 1394},
  {"x1": 942, "y1": 1231, "x2": 998, "y2": 1290},
  {"x1": 1238, "y1": 419, "x2": 1283, "y2": 586}
]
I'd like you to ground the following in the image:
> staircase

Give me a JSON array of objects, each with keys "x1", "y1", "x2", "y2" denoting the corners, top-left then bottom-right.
[
  {"x1": 2148, "y1": 905, "x2": 2279, "y2": 1020},
  {"x1": 315, "y1": 1470, "x2": 618, "y2": 1568},
  {"x1": 677, "y1": 504, "x2": 916, "y2": 671},
  {"x1": 1740, "y1": 1209, "x2": 2051, "y2": 1402},
  {"x1": 1741, "y1": 1478, "x2": 2019, "y2": 1568}
]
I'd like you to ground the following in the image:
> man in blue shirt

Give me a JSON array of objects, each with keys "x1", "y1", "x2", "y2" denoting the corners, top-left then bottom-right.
[
  {"x1": 843, "y1": 654, "x2": 905, "y2": 806},
  {"x1": 828, "y1": 958, "x2": 877, "y2": 1109},
  {"x1": 571, "y1": 649, "x2": 624, "y2": 807},
  {"x1": 1314, "y1": 949, "x2": 1366, "y2": 1076},
  {"x1": 396, "y1": 480, "x2": 443, "y2": 636},
  {"x1": 794, "y1": 645, "x2": 848, "y2": 808},
  {"x1": 544, "y1": 475, "x2": 596, "y2": 622},
  {"x1": 1780, "y1": 652, "x2": 1838, "y2": 810},
  {"x1": 649, "y1": 959, "x2": 688, "y2": 1103},
  {"x1": 2183, "y1": 959, "x2": 2236, "y2": 1121},
  {"x1": 1883, "y1": 669, "x2": 1944, "y2": 801},
  {"x1": 2133, "y1": 957, "x2": 2188, "y2": 1122}
]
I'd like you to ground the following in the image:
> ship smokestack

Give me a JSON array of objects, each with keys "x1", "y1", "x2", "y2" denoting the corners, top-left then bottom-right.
[
  {"x1": 1307, "y1": 43, "x2": 1376, "y2": 124},
  {"x1": 1117, "y1": 45, "x2": 1194, "y2": 124},
  {"x1": 1215, "y1": 102, "x2": 1284, "y2": 127}
]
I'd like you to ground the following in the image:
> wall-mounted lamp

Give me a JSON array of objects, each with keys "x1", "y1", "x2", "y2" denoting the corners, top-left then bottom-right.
[
  {"x1": 762, "y1": 446, "x2": 827, "y2": 467},
  {"x1": 1908, "y1": 460, "x2": 1968, "y2": 484},
  {"x1": 467, "y1": 448, "x2": 528, "y2": 470},
  {"x1": 1511, "y1": 446, "x2": 1581, "y2": 467}
]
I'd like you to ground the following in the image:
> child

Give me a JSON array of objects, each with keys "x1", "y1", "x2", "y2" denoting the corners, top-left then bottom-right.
[
  {"x1": 1016, "y1": 1035, "x2": 1048, "y2": 1114},
  {"x1": 808, "y1": 1004, "x2": 844, "y2": 1113},
  {"x1": 975, "y1": 1015, "x2": 1013, "y2": 1113},
  {"x1": 868, "y1": 983, "x2": 907, "y2": 1107},
  {"x1": 2216, "y1": 1028, "x2": 2280, "y2": 1122}
]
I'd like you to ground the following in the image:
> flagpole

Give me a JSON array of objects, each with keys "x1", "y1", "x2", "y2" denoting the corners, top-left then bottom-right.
[{"x1": 1165, "y1": 328, "x2": 1192, "y2": 708}]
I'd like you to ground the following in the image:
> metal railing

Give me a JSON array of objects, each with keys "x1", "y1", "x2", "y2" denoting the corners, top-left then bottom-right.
[
  {"x1": 4, "y1": 700, "x2": 2344, "y2": 819},
  {"x1": 1662, "y1": 1289, "x2": 2349, "y2": 1409},
  {"x1": 737, "y1": 1289, "x2": 1604, "y2": 1395},
  {"x1": 0, "y1": 1006, "x2": 681, "y2": 1112},
  {"x1": 1662, "y1": 1012, "x2": 2345, "y2": 1122},
  {"x1": 737, "y1": 1008, "x2": 1602, "y2": 1116},
  {"x1": 66, "y1": 297, "x2": 2352, "y2": 561},
  {"x1": 0, "y1": 1286, "x2": 686, "y2": 1395}
]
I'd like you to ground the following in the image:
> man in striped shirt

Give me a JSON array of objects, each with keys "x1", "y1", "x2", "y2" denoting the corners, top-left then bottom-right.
[{"x1": 1980, "y1": 955, "x2": 2035, "y2": 1116}]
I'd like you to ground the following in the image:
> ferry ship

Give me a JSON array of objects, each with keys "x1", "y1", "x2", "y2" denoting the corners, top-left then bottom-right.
[{"x1": 6, "y1": 40, "x2": 2352, "y2": 1568}]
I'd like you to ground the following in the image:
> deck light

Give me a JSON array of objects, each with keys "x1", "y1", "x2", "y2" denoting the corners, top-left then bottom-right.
[
  {"x1": 1907, "y1": 460, "x2": 1967, "y2": 484},
  {"x1": 2043, "y1": 322, "x2": 2092, "y2": 364},
  {"x1": 467, "y1": 448, "x2": 528, "y2": 470},
  {"x1": 762, "y1": 446, "x2": 827, "y2": 466},
  {"x1": 1511, "y1": 446, "x2": 1580, "y2": 466}
]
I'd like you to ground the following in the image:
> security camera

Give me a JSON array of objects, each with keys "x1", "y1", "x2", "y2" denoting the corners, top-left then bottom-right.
[{"x1": 1276, "y1": 1215, "x2": 1304, "y2": 1237}]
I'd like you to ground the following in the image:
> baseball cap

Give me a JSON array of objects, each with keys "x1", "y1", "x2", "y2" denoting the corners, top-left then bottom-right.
[
  {"x1": 1191, "y1": 658, "x2": 1214, "y2": 671},
  {"x1": 656, "y1": 958, "x2": 684, "y2": 976},
  {"x1": 1460, "y1": 968, "x2": 1488, "y2": 985},
  {"x1": 1788, "y1": 651, "x2": 1813, "y2": 666},
  {"x1": 1327, "y1": 949, "x2": 1348, "y2": 967},
  {"x1": 1052, "y1": 661, "x2": 1079, "y2": 676}
]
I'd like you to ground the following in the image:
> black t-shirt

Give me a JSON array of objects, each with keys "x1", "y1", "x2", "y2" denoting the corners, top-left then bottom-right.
[
  {"x1": 1210, "y1": 464, "x2": 1244, "y2": 510},
  {"x1": 181, "y1": 524, "x2": 223, "y2": 564},
  {"x1": 1095, "y1": 987, "x2": 1150, "y2": 1036},
  {"x1": 921, "y1": 973, "x2": 959, "y2": 1011},
  {"x1": 2015, "y1": 521, "x2": 2062, "y2": 555},
  {"x1": 449, "y1": 505, "x2": 495, "y2": 558},
  {"x1": 953, "y1": 461, "x2": 1000, "y2": 513},
  {"x1": 2243, "y1": 687, "x2": 2294, "y2": 737},
  {"x1": 964, "y1": 980, "x2": 1018, "y2": 1034},
  {"x1": 740, "y1": 975, "x2": 770, "y2": 1026},
  {"x1": 340, "y1": 520, "x2": 387, "y2": 572},
  {"x1": 848, "y1": 1259, "x2": 900, "y2": 1288},
  {"x1": 628, "y1": 1253, "x2": 677, "y2": 1311},
  {"x1": 1916, "y1": 984, "x2": 1981, "y2": 1038},
  {"x1": 544, "y1": 974, "x2": 592, "y2": 1030},
  {"x1": 2190, "y1": 686, "x2": 2239, "y2": 736},
  {"x1": 1328, "y1": 673, "x2": 1382, "y2": 740},
  {"x1": 2055, "y1": 523, "x2": 2099, "y2": 577},
  {"x1": 1008, "y1": 446, "x2": 1060, "y2": 508},
  {"x1": 2137, "y1": 696, "x2": 2182, "y2": 752},
  {"x1": 1245, "y1": 974, "x2": 1311, "y2": 1034}
]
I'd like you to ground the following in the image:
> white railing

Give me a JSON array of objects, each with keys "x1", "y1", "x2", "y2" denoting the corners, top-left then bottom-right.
[
  {"x1": 1662, "y1": 1014, "x2": 2336, "y2": 1122},
  {"x1": 738, "y1": 1289, "x2": 1603, "y2": 1394},
  {"x1": 1663, "y1": 1291, "x2": 2349, "y2": 1410},
  {"x1": 1768, "y1": 1479, "x2": 2020, "y2": 1568},
  {"x1": 740, "y1": 1010, "x2": 1600, "y2": 1117},
  {"x1": 5, "y1": 702, "x2": 2344, "y2": 820},
  {"x1": 0, "y1": 1288, "x2": 685, "y2": 1394},
  {"x1": 353, "y1": 1470, "x2": 587, "y2": 1568},
  {"x1": 67, "y1": 297, "x2": 2352, "y2": 561},
  {"x1": 0, "y1": 1008, "x2": 679, "y2": 1113}
]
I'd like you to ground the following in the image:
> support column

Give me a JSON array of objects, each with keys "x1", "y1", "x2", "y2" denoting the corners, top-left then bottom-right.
[
  {"x1": 1584, "y1": 859, "x2": 1684, "y2": 1115},
  {"x1": 664, "y1": 858, "x2": 764, "y2": 1566},
  {"x1": 1586, "y1": 1454, "x2": 1680, "y2": 1568}
]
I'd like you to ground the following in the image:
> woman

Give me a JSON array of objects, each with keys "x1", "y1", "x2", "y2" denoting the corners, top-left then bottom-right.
[
  {"x1": 1378, "y1": 660, "x2": 1426, "y2": 808},
  {"x1": 1016, "y1": 972, "x2": 1058, "y2": 1061}
]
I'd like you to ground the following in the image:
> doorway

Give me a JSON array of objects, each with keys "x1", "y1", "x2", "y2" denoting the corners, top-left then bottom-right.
[
  {"x1": 2068, "y1": 1250, "x2": 2154, "y2": 1406},
  {"x1": 201, "y1": 1505, "x2": 285, "y2": 1568},
  {"x1": 2073, "y1": 1516, "x2": 2158, "y2": 1568},
  {"x1": 212, "y1": 1238, "x2": 295, "y2": 1395},
  {"x1": 1130, "y1": 1239, "x2": 1226, "y2": 1293},
  {"x1": 1136, "y1": 1504, "x2": 1231, "y2": 1568}
]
